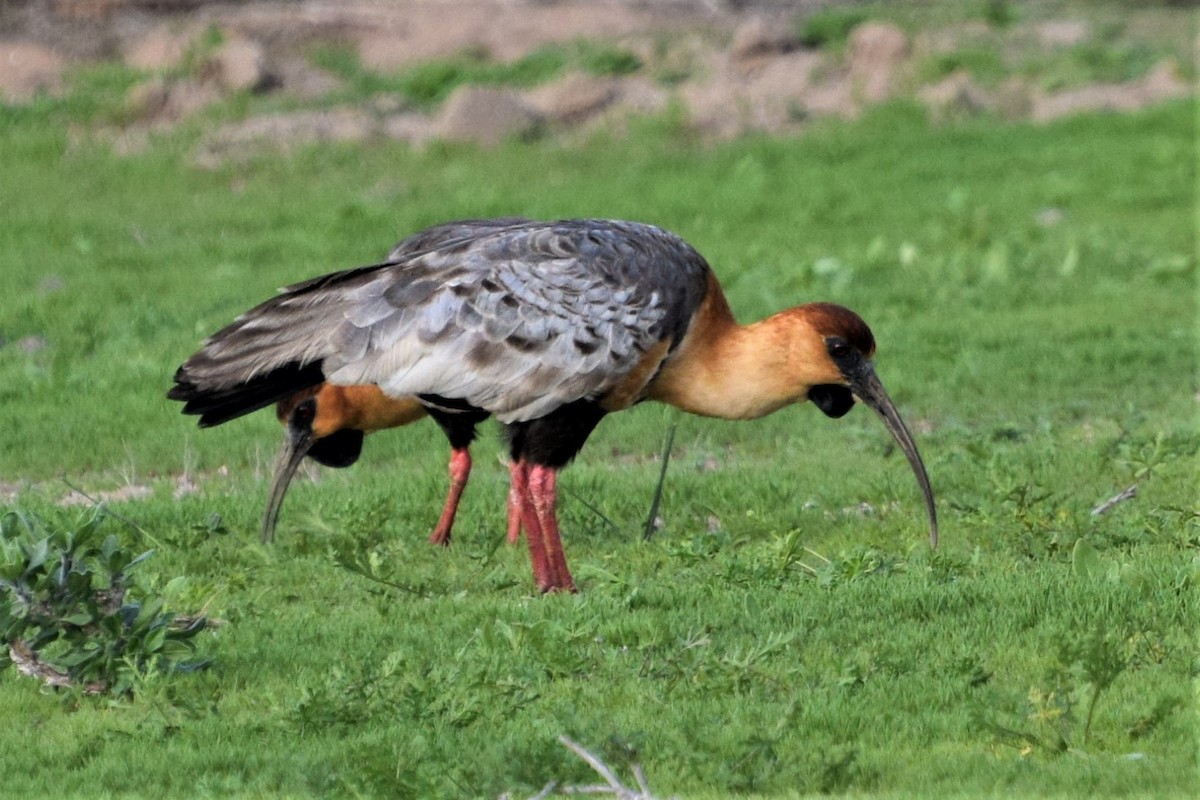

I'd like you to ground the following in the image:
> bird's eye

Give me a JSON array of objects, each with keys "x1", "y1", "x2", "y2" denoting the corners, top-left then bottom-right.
[
  {"x1": 293, "y1": 399, "x2": 316, "y2": 427},
  {"x1": 827, "y1": 339, "x2": 852, "y2": 359}
]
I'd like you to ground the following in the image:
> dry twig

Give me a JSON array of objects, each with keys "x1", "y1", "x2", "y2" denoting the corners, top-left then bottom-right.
[
  {"x1": 8, "y1": 640, "x2": 107, "y2": 694},
  {"x1": 643, "y1": 423, "x2": 677, "y2": 541},
  {"x1": 504, "y1": 736, "x2": 670, "y2": 799},
  {"x1": 553, "y1": 735, "x2": 670, "y2": 799},
  {"x1": 1091, "y1": 484, "x2": 1137, "y2": 516}
]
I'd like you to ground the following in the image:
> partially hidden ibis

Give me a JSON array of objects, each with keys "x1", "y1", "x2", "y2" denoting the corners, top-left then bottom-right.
[{"x1": 168, "y1": 218, "x2": 937, "y2": 593}]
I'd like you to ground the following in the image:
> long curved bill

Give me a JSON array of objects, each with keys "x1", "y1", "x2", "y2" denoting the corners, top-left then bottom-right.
[
  {"x1": 847, "y1": 363, "x2": 939, "y2": 548},
  {"x1": 261, "y1": 427, "x2": 314, "y2": 543}
]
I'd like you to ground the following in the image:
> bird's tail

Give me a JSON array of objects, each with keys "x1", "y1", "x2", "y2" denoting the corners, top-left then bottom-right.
[
  {"x1": 167, "y1": 263, "x2": 388, "y2": 427},
  {"x1": 168, "y1": 360, "x2": 325, "y2": 428},
  {"x1": 169, "y1": 219, "x2": 532, "y2": 427}
]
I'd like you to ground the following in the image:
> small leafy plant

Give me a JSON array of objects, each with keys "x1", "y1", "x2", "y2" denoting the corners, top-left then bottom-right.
[
  {"x1": 0, "y1": 508, "x2": 210, "y2": 696},
  {"x1": 976, "y1": 622, "x2": 1143, "y2": 755}
]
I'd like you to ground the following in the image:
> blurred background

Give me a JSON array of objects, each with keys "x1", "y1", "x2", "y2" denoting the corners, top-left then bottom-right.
[{"x1": 1, "y1": 0, "x2": 1194, "y2": 159}]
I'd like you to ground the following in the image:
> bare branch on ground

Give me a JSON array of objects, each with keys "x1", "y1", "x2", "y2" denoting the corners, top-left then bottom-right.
[{"x1": 1091, "y1": 484, "x2": 1137, "y2": 516}]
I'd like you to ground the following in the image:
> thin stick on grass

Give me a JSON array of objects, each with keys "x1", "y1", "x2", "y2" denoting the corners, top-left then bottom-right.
[
  {"x1": 1090, "y1": 484, "x2": 1137, "y2": 516},
  {"x1": 527, "y1": 783, "x2": 558, "y2": 800},
  {"x1": 632, "y1": 764, "x2": 653, "y2": 797},
  {"x1": 555, "y1": 735, "x2": 666, "y2": 799},
  {"x1": 643, "y1": 423, "x2": 677, "y2": 542},
  {"x1": 59, "y1": 480, "x2": 162, "y2": 548},
  {"x1": 561, "y1": 488, "x2": 621, "y2": 534},
  {"x1": 558, "y1": 735, "x2": 625, "y2": 789}
]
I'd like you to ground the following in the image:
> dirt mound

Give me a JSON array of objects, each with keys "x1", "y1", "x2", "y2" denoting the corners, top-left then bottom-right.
[{"x1": 0, "y1": 40, "x2": 64, "y2": 102}]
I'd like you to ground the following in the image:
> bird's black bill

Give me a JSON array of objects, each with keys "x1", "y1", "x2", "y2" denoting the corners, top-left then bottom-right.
[
  {"x1": 846, "y1": 363, "x2": 939, "y2": 548},
  {"x1": 261, "y1": 427, "x2": 314, "y2": 543}
]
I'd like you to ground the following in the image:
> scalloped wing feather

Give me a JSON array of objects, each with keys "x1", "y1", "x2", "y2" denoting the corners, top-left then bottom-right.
[{"x1": 173, "y1": 219, "x2": 711, "y2": 425}]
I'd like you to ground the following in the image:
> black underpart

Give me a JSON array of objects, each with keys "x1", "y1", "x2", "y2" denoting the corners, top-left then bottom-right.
[
  {"x1": 307, "y1": 428, "x2": 364, "y2": 468},
  {"x1": 505, "y1": 399, "x2": 607, "y2": 468},
  {"x1": 424, "y1": 403, "x2": 490, "y2": 450},
  {"x1": 168, "y1": 360, "x2": 326, "y2": 428},
  {"x1": 418, "y1": 393, "x2": 483, "y2": 413},
  {"x1": 809, "y1": 384, "x2": 855, "y2": 419}
]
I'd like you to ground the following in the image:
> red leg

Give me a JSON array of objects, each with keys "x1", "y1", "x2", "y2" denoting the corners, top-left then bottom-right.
[
  {"x1": 506, "y1": 461, "x2": 523, "y2": 543},
  {"x1": 528, "y1": 465, "x2": 576, "y2": 593},
  {"x1": 429, "y1": 447, "x2": 471, "y2": 546},
  {"x1": 512, "y1": 460, "x2": 554, "y2": 592}
]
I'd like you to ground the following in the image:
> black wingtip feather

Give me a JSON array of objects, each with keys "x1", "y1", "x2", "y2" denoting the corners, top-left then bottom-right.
[{"x1": 168, "y1": 360, "x2": 326, "y2": 428}]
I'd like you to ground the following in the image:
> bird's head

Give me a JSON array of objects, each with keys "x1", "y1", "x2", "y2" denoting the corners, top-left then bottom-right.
[
  {"x1": 794, "y1": 303, "x2": 939, "y2": 548},
  {"x1": 275, "y1": 387, "x2": 367, "y2": 466},
  {"x1": 261, "y1": 385, "x2": 429, "y2": 542},
  {"x1": 261, "y1": 386, "x2": 366, "y2": 543}
]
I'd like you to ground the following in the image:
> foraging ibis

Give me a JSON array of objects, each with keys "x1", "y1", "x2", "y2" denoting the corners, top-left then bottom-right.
[{"x1": 168, "y1": 218, "x2": 937, "y2": 593}]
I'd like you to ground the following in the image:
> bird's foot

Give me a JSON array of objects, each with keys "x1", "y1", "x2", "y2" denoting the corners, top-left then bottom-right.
[{"x1": 538, "y1": 577, "x2": 578, "y2": 594}]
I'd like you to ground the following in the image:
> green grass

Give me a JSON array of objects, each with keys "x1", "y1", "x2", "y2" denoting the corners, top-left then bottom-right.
[
  {"x1": 916, "y1": 27, "x2": 1170, "y2": 93},
  {"x1": 917, "y1": 41, "x2": 1011, "y2": 86},
  {"x1": 796, "y1": 6, "x2": 870, "y2": 49},
  {"x1": 310, "y1": 40, "x2": 641, "y2": 109},
  {"x1": 0, "y1": 70, "x2": 1196, "y2": 799}
]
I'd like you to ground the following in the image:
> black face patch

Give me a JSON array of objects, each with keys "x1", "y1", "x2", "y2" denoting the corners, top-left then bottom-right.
[
  {"x1": 825, "y1": 336, "x2": 861, "y2": 373},
  {"x1": 290, "y1": 397, "x2": 317, "y2": 430},
  {"x1": 308, "y1": 429, "x2": 364, "y2": 468},
  {"x1": 808, "y1": 384, "x2": 855, "y2": 419}
]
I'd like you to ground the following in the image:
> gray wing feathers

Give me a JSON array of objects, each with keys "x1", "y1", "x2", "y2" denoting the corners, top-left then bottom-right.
[
  {"x1": 181, "y1": 219, "x2": 710, "y2": 422},
  {"x1": 386, "y1": 217, "x2": 531, "y2": 261},
  {"x1": 326, "y1": 220, "x2": 711, "y2": 422}
]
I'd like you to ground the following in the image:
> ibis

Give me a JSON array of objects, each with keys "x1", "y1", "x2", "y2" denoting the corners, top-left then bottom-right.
[{"x1": 169, "y1": 218, "x2": 937, "y2": 593}]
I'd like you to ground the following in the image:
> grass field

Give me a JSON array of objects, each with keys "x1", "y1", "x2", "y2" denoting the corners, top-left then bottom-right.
[{"x1": 0, "y1": 68, "x2": 1196, "y2": 798}]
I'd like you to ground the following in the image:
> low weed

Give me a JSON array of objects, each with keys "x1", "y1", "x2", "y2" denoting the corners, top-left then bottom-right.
[
  {"x1": 0, "y1": 509, "x2": 211, "y2": 697},
  {"x1": 977, "y1": 623, "x2": 1141, "y2": 755}
]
